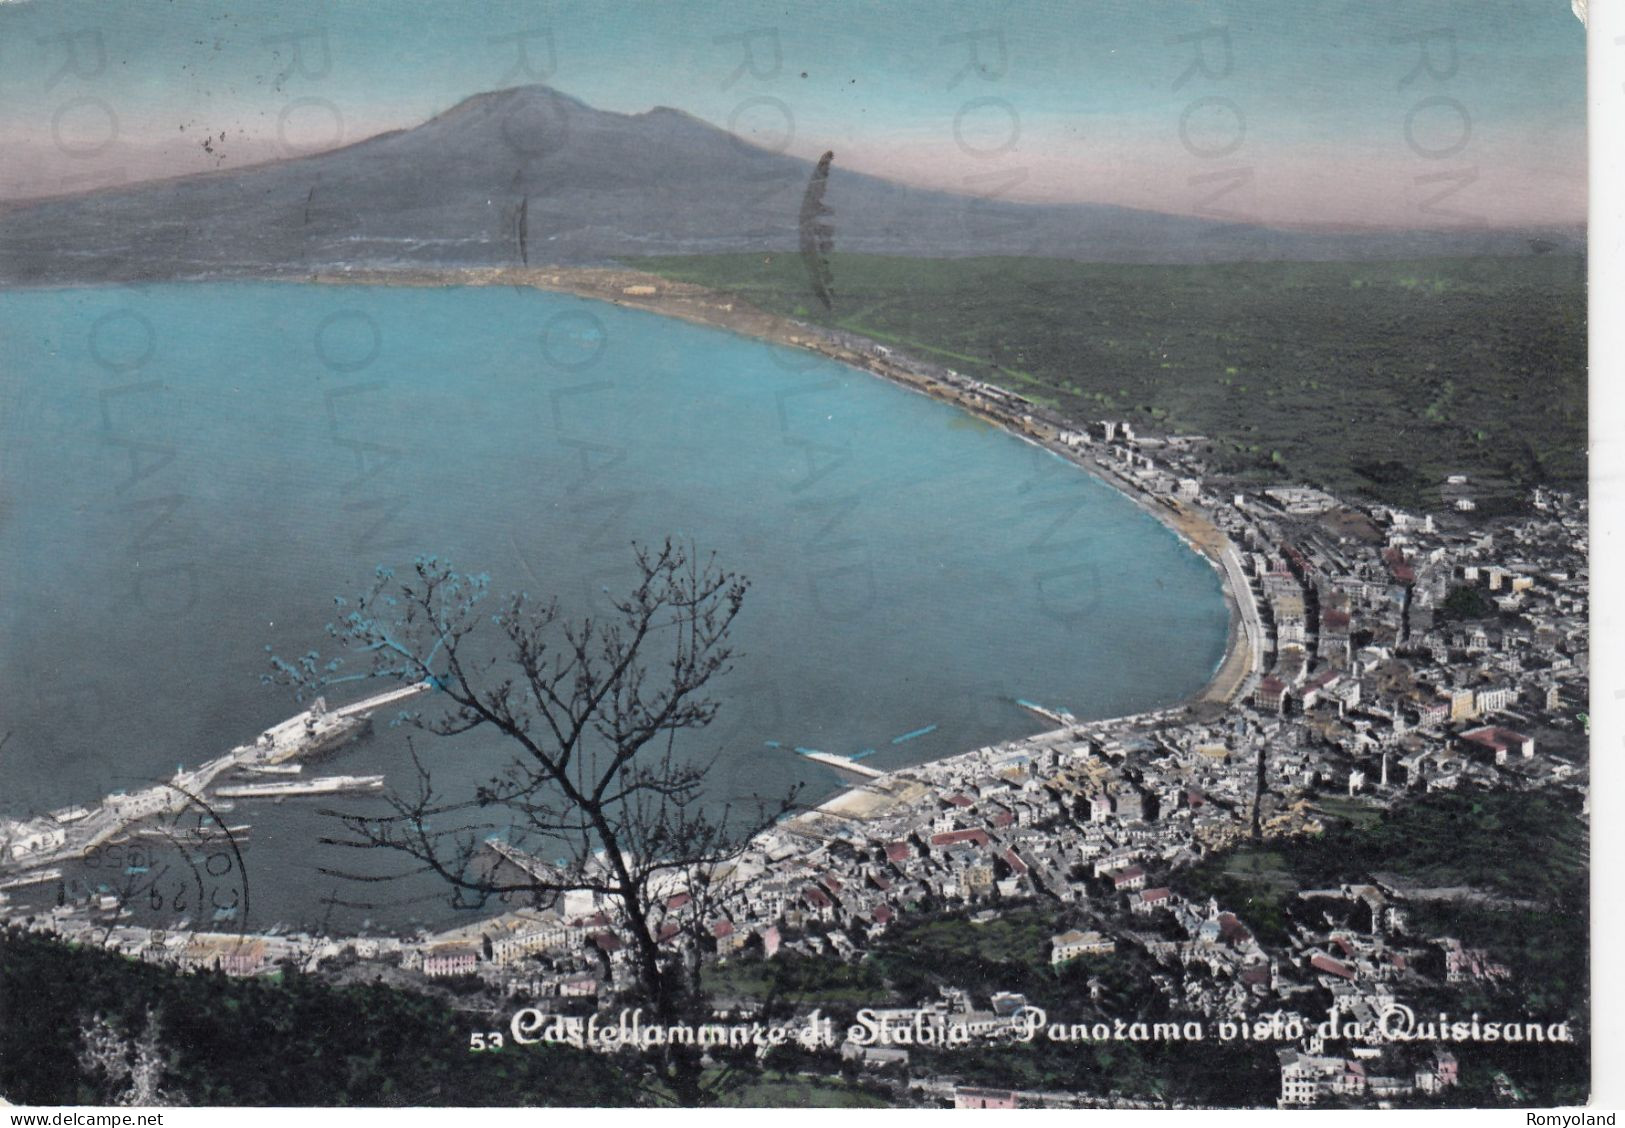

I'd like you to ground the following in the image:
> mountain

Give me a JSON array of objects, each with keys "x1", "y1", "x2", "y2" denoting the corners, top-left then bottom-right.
[{"x1": 0, "y1": 85, "x2": 1581, "y2": 286}]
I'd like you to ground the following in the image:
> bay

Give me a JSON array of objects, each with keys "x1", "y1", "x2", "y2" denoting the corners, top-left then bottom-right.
[{"x1": 0, "y1": 282, "x2": 1228, "y2": 932}]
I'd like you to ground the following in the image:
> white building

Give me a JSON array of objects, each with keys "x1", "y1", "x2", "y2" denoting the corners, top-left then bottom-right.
[{"x1": 1050, "y1": 929, "x2": 1115, "y2": 964}]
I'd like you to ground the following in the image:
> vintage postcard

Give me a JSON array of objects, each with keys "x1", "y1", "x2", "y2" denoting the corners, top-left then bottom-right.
[{"x1": 0, "y1": 0, "x2": 1600, "y2": 1112}]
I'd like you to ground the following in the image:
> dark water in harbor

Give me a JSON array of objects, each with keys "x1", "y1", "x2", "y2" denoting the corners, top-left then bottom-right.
[{"x1": 0, "y1": 282, "x2": 1227, "y2": 933}]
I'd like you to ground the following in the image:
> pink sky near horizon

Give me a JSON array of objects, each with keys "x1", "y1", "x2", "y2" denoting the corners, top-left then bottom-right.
[
  {"x1": 0, "y1": 0, "x2": 1588, "y2": 229},
  {"x1": 829, "y1": 134, "x2": 1587, "y2": 230}
]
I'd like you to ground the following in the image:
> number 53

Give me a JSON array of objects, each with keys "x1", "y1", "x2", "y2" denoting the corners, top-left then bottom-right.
[{"x1": 469, "y1": 1031, "x2": 506, "y2": 1052}]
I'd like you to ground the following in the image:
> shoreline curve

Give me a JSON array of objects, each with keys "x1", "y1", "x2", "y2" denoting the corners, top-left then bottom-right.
[{"x1": 293, "y1": 262, "x2": 1258, "y2": 720}]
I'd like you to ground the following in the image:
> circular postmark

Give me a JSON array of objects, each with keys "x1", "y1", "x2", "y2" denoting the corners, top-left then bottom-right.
[{"x1": 70, "y1": 780, "x2": 253, "y2": 960}]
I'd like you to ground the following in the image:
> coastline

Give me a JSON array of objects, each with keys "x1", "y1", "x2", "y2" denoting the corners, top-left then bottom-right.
[
  {"x1": 291, "y1": 263, "x2": 1260, "y2": 836},
  {"x1": 0, "y1": 260, "x2": 1257, "y2": 926},
  {"x1": 296, "y1": 262, "x2": 1256, "y2": 715}
]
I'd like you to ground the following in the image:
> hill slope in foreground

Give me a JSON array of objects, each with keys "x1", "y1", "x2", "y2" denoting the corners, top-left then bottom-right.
[{"x1": 0, "y1": 85, "x2": 1580, "y2": 286}]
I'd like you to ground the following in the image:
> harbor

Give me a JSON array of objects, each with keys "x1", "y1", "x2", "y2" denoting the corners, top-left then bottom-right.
[
  {"x1": 1016, "y1": 699, "x2": 1077, "y2": 727},
  {"x1": 0, "y1": 682, "x2": 433, "y2": 877}
]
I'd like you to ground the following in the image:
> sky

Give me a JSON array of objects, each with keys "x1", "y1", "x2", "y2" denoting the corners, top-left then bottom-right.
[{"x1": 0, "y1": 0, "x2": 1588, "y2": 228}]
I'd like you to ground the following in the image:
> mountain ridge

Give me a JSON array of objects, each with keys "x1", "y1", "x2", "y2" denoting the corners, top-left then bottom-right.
[{"x1": 0, "y1": 84, "x2": 1583, "y2": 286}]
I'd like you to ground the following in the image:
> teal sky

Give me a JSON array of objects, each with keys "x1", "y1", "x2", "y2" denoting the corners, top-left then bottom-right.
[{"x1": 0, "y1": 0, "x2": 1587, "y2": 226}]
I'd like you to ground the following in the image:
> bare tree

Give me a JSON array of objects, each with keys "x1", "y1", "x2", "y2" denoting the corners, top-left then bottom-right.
[{"x1": 270, "y1": 539, "x2": 798, "y2": 1104}]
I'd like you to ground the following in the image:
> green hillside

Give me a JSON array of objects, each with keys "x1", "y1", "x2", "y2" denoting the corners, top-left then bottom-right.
[
  {"x1": 0, "y1": 927, "x2": 641, "y2": 1106},
  {"x1": 635, "y1": 254, "x2": 1586, "y2": 513}
]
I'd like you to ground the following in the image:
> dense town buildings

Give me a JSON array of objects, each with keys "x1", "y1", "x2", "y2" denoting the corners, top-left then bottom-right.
[{"x1": 1, "y1": 408, "x2": 1588, "y2": 1109}]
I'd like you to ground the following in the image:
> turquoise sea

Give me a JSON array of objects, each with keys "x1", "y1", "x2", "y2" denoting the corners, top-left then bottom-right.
[{"x1": 0, "y1": 282, "x2": 1228, "y2": 930}]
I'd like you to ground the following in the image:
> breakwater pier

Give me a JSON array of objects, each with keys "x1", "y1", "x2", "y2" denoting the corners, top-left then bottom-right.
[
  {"x1": 796, "y1": 749, "x2": 885, "y2": 780},
  {"x1": 215, "y1": 775, "x2": 386, "y2": 799},
  {"x1": 0, "y1": 682, "x2": 432, "y2": 875}
]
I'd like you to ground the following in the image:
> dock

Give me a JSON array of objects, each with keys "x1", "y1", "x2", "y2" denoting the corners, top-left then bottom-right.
[
  {"x1": 796, "y1": 749, "x2": 885, "y2": 779},
  {"x1": 1017, "y1": 699, "x2": 1077, "y2": 726},
  {"x1": 248, "y1": 681, "x2": 433, "y2": 765},
  {"x1": 0, "y1": 681, "x2": 432, "y2": 877},
  {"x1": 484, "y1": 838, "x2": 572, "y2": 885},
  {"x1": 215, "y1": 775, "x2": 385, "y2": 799},
  {"x1": 331, "y1": 681, "x2": 433, "y2": 719}
]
